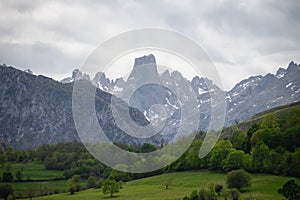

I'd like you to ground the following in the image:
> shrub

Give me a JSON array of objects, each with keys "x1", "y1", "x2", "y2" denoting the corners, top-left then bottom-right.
[
  {"x1": 2, "y1": 172, "x2": 13, "y2": 182},
  {"x1": 87, "y1": 176, "x2": 97, "y2": 188},
  {"x1": 96, "y1": 180, "x2": 103, "y2": 188},
  {"x1": 199, "y1": 188, "x2": 206, "y2": 200},
  {"x1": 226, "y1": 169, "x2": 251, "y2": 190},
  {"x1": 205, "y1": 182, "x2": 217, "y2": 200},
  {"x1": 16, "y1": 170, "x2": 24, "y2": 181},
  {"x1": 182, "y1": 196, "x2": 190, "y2": 200},
  {"x1": 189, "y1": 190, "x2": 199, "y2": 200},
  {"x1": 215, "y1": 184, "x2": 223, "y2": 195},
  {"x1": 278, "y1": 179, "x2": 300, "y2": 200},
  {"x1": 0, "y1": 184, "x2": 14, "y2": 200},
  {"x1": 226, "y1": 188, "x2": 241, "y2": 200}
]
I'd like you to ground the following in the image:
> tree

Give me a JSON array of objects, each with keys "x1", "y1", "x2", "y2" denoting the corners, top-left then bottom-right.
[
  {"x1": 0, "y1": 154, "x2": 8, "y2": 166},
  {"x1": 243, "y1": 123, "x2": 260, "y2": 153},
  {"x1": 269, "y1": 147, "x2": 287, "y2": 175},
  {"x1": 226, "y1": 169, "x2": 251, "y2": 190},
  {"x1": 16, "y1": 170, "x2": 24, "y2": 181},
  {"x1": 230, "y1": 127, "x2": 246, "y2": 150},
  {"x1": 67, "y1": 175, "x2": 81, "y2": 194},
  {"x1": 0, "y1": 184, "x2": 14, "y2": 200},
  {"x1": 140, "y1": 143, "x2": 157, "y2": 153},
  {"x1": 185, "y1": 139, "x2": 207, "y2": 170},
  {"x1": 222, "y1": 150, "x2": 250, "y2": 171},
  {"x1": 102, "y1": 177, "x2": 120, "y2": 197},
  {"x1": 251, "y1": 142, "x2": 270, "y2": 172},
  {"x1": 209, "y1": 140, "x2": 234, "y2": 170},
  {"x1": 87, "y1": 176, "x2": 97, "y2": 188},
  {"x1": 278, "y1": 179, "x2": 300, "y2": 200},
  {"x1": 69, "y1": 184, "x2": 77, "y2": 195},
  {"x1": 2, "y1": 172, "x2": 13, "y2": 182},
  {"x1": 283, "y1": 125, "x2": 300, "y2": 151},
  {"x1": 109, "y1": 167, "x2": 130, "y2": 182}
]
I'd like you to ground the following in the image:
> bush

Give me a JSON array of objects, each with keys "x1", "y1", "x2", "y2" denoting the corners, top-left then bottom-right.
[
  {"x1": 182, "y1": 196, "x2": 190, "y2": 200},
  {"x1": 96, "y1": 180, "x2": 103, "y2": 188},
  {"x1": 225, "y1": 188, "x2": 241, "y2": 200},
  {"x1": 2, "y1": 172, "x2": 14, "y2": 182},
  {"x1": 215, "y1": 184, "x2": 223, "y2": 196},
  {"x1": 16, "y1": 170, "x2": 24, "y2": 181},
  {"x1": 0, "y1": 184, "x2": 14, "y2": 200},
  {"x1": 87, "y1": 176, "x2": 97, "y2": 188},
  {"x1": 226, "y1": 169, "x2": 251, "y2": 190},
  {"x1": 278, "y1": 179, "x2": 300, "y2": 200},
  {"x1": 205, "y1": 183, "x2": 217, "y2": 200},
  {"x1": 189, "y1": 190, "x2": 199, "y2": 200},
  {"x1": 199, "y1": 188, "x2": 206, "y2": 200}
]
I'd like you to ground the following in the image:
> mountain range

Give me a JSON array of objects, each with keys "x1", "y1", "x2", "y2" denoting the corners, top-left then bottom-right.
[
  {"x1": 0, "y1": 55, "x2": 299, "y2": 149},
  {"x1": 62, "y1": 55, "x2": 300, "y2": 126}
]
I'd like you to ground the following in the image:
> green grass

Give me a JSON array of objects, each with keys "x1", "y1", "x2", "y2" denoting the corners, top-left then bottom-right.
[
  {"x1": 0, "y1": 180, "x2": 68, "y2": 197},
  {"x1": 0, "y1": 161, "x2": 67, "y2": 197},
  {"x1": 25, "y1": 171, "x2": 299, "y2": 200},
  {"x1": 0, "y1": 161, "x2": 63, "y2": 181}
]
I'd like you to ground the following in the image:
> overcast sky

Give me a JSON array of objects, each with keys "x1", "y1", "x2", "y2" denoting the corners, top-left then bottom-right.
[{"x1": 0, "y1": 0, "x2": 299, "y2": 90}]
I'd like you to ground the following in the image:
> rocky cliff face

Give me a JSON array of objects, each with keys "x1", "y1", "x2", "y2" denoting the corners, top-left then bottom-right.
[
  {"x1": 0, "y1": 65, "x2": 165, "y2": 149},
  {"x1": 225, "y1": 61, "x2": 300, "y2": 125},
  {"x1": 0, "y1": 66, "x2": 77, "y2": 149}
]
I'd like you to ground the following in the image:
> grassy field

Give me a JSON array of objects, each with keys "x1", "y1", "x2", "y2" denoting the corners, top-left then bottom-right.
[
  {"x1": 26, "y1": 171, "x2": 299, "y2": 200},
  {"x1": 0, "y1": 180, "x2": 68, "y2": 197},
  {"x1": 0, "y1": 161, "x2": 63, "y2": 181},
  {"x1": 0, "y1": 161, "x2": 67, "y2": 197}
]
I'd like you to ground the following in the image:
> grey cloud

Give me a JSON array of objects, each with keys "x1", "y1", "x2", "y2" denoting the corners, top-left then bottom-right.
[
  {"x1": 0, "y1": 0, "x2": 299, "y2": 90},
  {"x1": 0, "y1": 41, "x2": 80, "y2": 76}
]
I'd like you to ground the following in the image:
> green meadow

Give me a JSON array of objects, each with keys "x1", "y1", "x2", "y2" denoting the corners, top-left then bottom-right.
[
  {"x1": 25, "y1": 171, "x2": 299, "y2": 200},
  {"x1": 0, "y1": 161, "x2": 63, "y2": 181}
]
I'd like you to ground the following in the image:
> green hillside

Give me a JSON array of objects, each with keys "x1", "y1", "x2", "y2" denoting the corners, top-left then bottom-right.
[
  {"x1": 25, "y1": 171, "x2": 299, "y2": 200},
  {"x1": 238, "y1": 101, "x2": 300, "y2": 131}
]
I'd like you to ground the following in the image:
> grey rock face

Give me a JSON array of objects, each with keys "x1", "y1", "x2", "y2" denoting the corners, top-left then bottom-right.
[
  {"x1": 134, "y1": 54, "x2": 156, "y2": 67},
  {"x1": 60, "y1": 69, "x2": 91, "y2": 83},
  {"x1": 225, "y1": 61, "x2": 300, "y2": 125},
  {"x1": 0, "y1": 65, "x2": 164, "y2": 149}
]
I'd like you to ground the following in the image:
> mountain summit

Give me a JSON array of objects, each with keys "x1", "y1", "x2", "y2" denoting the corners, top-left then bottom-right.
[{"x1": 134, "y1": 54, "x2": 156, "y2": 68}]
